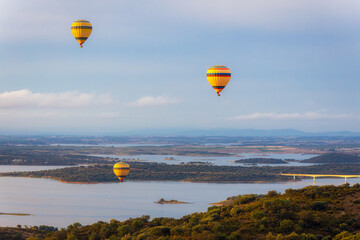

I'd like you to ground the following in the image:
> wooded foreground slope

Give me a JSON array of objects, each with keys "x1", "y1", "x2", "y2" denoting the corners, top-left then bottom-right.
[{"x1": 3, "y1": 184, "x2": 360, "y2": 239}]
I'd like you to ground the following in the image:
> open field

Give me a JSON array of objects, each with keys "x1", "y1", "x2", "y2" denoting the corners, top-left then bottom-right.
[
  {"x1": 1, "y1": 136, "x2": 360, "y2": 158},
  {"x1": 1, "y1": 136, "x2": 360, "y2": 167}
]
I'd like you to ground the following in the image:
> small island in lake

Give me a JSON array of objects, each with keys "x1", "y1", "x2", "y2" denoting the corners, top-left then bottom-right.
[
  {"x1": 179, "y1": 161, "x2": 212, "y2": 166},
  {"x1": 154, "y1": 198, "x2": 190, "y2": 204},
  {"x1": 235, "y1": 158, "x2": 289, "y2": 164},
  {"x1": 0, "y1": 212, "x2": 31, "y2": 216}
]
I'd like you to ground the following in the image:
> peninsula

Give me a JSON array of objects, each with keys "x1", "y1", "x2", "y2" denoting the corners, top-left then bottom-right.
[
  {"x1": 234, "y1": 158, "x2": 289, "y2": 164},
  {"x1": 4, "y1": 158, "x2": 360, "y2": 183},
  {"x1": 0, "y1": 212, "x2": 30, "y2": 216}
]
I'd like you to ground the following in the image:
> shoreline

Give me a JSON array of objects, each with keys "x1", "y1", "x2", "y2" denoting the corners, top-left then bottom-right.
[
  {"x1": 209, "y1": 200, "x2": 232, "y2": 206},
  {"x1": 0, "y1": 175, "x2": 295, "y2": 184}
]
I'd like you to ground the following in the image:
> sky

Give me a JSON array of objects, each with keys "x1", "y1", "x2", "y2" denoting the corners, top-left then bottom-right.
[{"x1": 1, "y1": 0, "x2": 360, "y2": 134}]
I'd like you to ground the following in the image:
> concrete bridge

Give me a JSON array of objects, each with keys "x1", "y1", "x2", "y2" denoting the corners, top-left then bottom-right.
[{"x1": 280, "y1": 173, "x2": 360, "y2": 183}]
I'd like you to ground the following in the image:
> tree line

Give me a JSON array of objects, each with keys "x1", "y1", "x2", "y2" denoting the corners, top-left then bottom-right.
[{"x1": 5, "y1": 162, "x2": 360, "y2": 183}]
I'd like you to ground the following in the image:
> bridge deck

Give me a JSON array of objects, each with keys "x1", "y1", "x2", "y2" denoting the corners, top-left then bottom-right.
[{"x1": 281, "y1": 174, "x2": 360, "y2": 178}]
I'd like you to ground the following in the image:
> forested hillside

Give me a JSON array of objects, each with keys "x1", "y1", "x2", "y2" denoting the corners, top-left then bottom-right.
[
  {"x1": 3, "y1": 184, "x2": 360, "y2": 239},
  {"x1": 302, "y1": 153, "x2": 360, "y2": 164}
]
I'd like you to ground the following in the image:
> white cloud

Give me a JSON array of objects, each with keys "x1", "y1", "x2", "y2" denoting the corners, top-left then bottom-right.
[
  {"x1": 229, "y1": 112, "x2": 350, "y2": 120},
  {"x1": 99, "y1": 112, "x2": 119, "y2": 118},
  {"x1": 0, "y1": 89, "x2": 112, "y2": 109},
  {"x1": 128, "y1": 96, "x2": 179, "y2": 107},
  {"x1": 97, "y1": 94, "x2": 114, "y2": 105}
]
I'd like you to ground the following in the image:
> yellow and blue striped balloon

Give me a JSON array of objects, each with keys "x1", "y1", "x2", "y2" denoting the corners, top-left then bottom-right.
[
  {"x1": 207, "y1": 65, "x2": 231, "y2": 96},
  {"x1": 71, "y1": 20, "x2": 92, "y2": 48},
  {"x1": 113, "y1": 162, "x2": 130, "y2": 182}
]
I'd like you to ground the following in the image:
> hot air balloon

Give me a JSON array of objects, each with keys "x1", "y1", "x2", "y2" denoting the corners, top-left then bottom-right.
[
  {"x1": 113, "y1": 162, "x2": 130, "y2": 182},
  {"x1": 71, "y1": 20, "x2": 92, "y2": 48},
  {"x1": 206, "y1": 65, "x2": 231, "y2": 96}
]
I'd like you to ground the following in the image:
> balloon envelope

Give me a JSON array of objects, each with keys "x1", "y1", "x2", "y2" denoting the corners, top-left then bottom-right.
[
  {"x1": 113, "y1": 162, "x2": 130, "y2": 182},
  {"x1": 71, "y1": 20, "x2": 92, "y2": 48},
  {"x1": 207, "y1": 65, "x2": 231, "y2": 96}
]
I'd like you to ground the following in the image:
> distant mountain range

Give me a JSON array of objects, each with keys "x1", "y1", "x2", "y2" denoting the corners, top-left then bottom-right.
[
  {"x1": 2, "y1": 128, "x2": 360, "y2": 137},
  {"x1": 121, "y1": 128, "x2": 360, "y2": 137}
]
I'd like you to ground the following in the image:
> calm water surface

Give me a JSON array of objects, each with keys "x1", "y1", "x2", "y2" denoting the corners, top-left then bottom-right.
[
  {"x1": 0, "y1": 165, "x2": 72, "y2": 173},
  {"x1": 1, "y1": 176, "x2": 358, "y2": 228},
  {"x1": 50, "y1": 143, "x2": 175, "y2": 147},
  {"x1": 90, "y1": 153, "x2": 318, "y2": 167}
]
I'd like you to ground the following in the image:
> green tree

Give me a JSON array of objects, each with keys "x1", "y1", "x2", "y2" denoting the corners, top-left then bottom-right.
[
  {"x1": 131, "y1": 220, "x2": 144, "y2": 231},
  {"x1": 280, "y1": 219, "x2": 295, "y2": 233},
  {"x1": 118, "y1": 225, "x2": 131, "y2": 237},
  {"x1": 310, "y1": 201, "x2": 327, "y2": 211}
]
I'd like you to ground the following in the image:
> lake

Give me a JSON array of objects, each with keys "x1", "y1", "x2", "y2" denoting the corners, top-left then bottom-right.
[
  {"x1": 0, "y1": 165, "x2": 73, "y2": 173},
  {"x1": 90, "y1": 153, "x2": 318, "y2": 167},
  {"x1": 50, "y1": 143, "x2": 175, "y2": 147},
  {"x1": 0, "y1": 175, "x2": 358, "y2": 228}
]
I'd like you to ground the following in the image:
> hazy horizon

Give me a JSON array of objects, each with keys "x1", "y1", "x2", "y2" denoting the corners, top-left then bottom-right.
[{"x1": 1, "y1": 127, "x2": 360, "y2": 137}]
